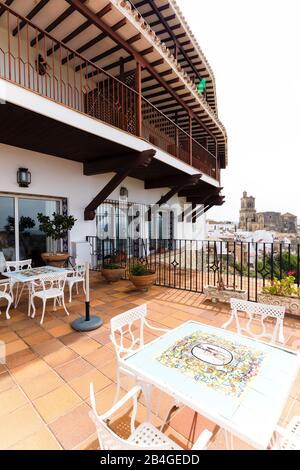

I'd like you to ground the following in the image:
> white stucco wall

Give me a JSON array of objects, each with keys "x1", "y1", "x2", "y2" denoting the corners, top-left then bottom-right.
[{"x1": 0, "y1": 143, "x2": 207, "y2": 244}]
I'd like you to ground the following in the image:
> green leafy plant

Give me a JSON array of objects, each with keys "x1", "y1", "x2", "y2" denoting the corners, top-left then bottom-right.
[
  {"x1": 130, "y1": 264, "x2": 155, "y2": 276},
  {"x1": 37, "y1": 212, "x2": 76, "y2": 241},
  {"x1": 262, "y1": 275, "x2": 297, "y2": 297},
  {"x1": 102, "y1": 263, "x2": 123, "y2": 270}
]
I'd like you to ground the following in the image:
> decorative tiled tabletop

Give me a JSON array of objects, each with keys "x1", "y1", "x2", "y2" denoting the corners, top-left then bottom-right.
[{"x1": 122, "y1": 321, "x2": 300, "y2": 449}]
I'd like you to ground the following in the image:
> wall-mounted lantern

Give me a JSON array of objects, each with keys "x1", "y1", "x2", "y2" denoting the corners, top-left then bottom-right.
[
  {"x1": 120, "y1": 187, "x2": 128, "y2": 199},
  {"x1": 17, "y1": 168, "x2": 31, "y2": 188}
]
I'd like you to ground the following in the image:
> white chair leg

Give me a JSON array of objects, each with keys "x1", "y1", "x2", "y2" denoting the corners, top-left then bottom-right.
[
  {"x1": 278, "y1": 320, "x2": 285, "y2": 344},
  {"x1": 69, "y1": 282, "x2": 73, "y2": 303},
  {"x1": 76, "y1": 283, "x2": 79, "y2": 295},
  {"x1": 113, "y1": 368, "x2": 122, "y2": 406},
  {"x1": 83, "y1": 280, "x2": 86, "y2": 295},
  {"x1": 4, "y1": 294, "x2": 12, "y2": 320},
  {"x1": 40, "y1": 298, "x2": 47, "y2": 325},
  {"x1": 61, "y1": 296, "x2": 70, "y2": 316},
  {"x1": 14, "y1": 282, "x2": 19, "y2": 308},
  {"x1": 31, "y1": 296, "x2": 36, "y2": 319},
  {"x1": 28, "y1": 285, "x2": 32, "y2": 317},
  {"x1": 222, "y1": 310, "x2": 234, "y2": 329}
]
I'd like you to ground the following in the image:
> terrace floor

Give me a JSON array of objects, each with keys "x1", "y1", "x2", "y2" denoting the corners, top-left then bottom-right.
[{"x1": 0, "y1": 273, "x2": 300, "y2": 450}]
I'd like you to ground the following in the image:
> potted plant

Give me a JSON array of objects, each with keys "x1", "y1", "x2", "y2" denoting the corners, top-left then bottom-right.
[
  {"x1": 129, "y1": 263, "x2": 156, "y2": 291},
  {"x1": 101, "y1": 262, "x2": 126, "y2": 283},
  {"x1": 258, "y1": 273, "x2": 300, "y2": 316},
  {"x1": 37, "y1": 212, "x2": 76, "y2": 267}
]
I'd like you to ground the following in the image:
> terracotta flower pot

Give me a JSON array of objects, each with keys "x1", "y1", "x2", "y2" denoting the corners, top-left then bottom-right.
[
  {"x1": 129, "y1": 272, "x2": 157, "y2": 291},
  {"x1": 101, "y1": 267, "x2": 125, "y2": 283},
  {"x1": 41, "y1": 252, "x2": 69, "y2": 267}
]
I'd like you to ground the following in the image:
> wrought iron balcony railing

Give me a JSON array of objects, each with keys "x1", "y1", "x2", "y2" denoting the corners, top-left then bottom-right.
[
  {"x1": 0, "y1": 3, "x2": 219, "y2": 180},
  {"x1": 87, "y1": 237, "x2": 300, "y2": 303}
]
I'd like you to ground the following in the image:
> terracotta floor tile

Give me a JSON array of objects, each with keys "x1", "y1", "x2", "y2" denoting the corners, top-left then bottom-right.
[
  {"x1": 11, "y1": 358, "x2": 51, "y2": 383},
  {"x1": 0, "y1": 404, "x2": 44, "y2": 449},
  {"x1": 88, "y1": 328, "x2": 111, "y2": 345},
  {"x1": 33, "y1": 384, "x2": 82, "y2": 424},
  {"x1": 60, "y1": 332, "x2": 85, "y2": 346},
  {"x1": 55, "y1": 357, "x2": 93, "y2": 382},
  {"x1": 68, "y1": 337, "x2": 102, "y2": 356},
  {"x1": 0, "y1": 371, "x2": 15, "y2": 393},
  {"x1": 31, "y1": 338, "x2": 63, "y2": 356},
  {"x1": 0, "y1": 331, "x2": 19, "y2": 343},
  {"x1": 86, "y1": 383, "x2": 126, "y2": 415},
  {"x1": 9, "y1": 319, "x2": 32, "y2": 332},
  {"x1": 1, "y1": 274, "x2": 300, "y2": 450},
  {"x1": 0, "y1": 386, "x2": 28, "y2": 417},
  {"x1": 286, "y1": 335, "x2": 300, "y2": 350},
  {"x1": 164, "y1": 426, "x2": 191, "y2": 449},
  {"x1": 5, "y1": 349, "x2": 38, "y2": 370},
  {"x1": 100, "y1": 360, "x2": 119, "y2": 382},
  {"x1": 42, "y1": 319, "x2": 65, "y2": 330},
  {"x1": 43, "y1": 346, "x2": 78, "y2": 368},
  {"x1": 48, "y1": 323, "x2": 74, "y2": 338},
  {"x1": 69, "y1": 368, "x2": 112, "y2": 399},
  {"x1": 17, "y1": 325, "x2": 44, "y2": 338},
  {"x1": 6, "y1": 339, "x2": 28, "y2": 356},
  {"x1": 9, "y1": 426, "x2": 62, "y2": 450},
  {"x1": 84, "y1": 346, "x2": 115, "y2": 368},
  {"x1": 24, "y1": 331, "x2": 53, "y2": 346},
  {"x1": 49, "y1": 403, "x2": 95, "y2": 449},
  {"x1": 19, "y1": 370, "x2": 64, "y2": 400},
  {"x1": 169, "y1": 407, "x2": 217, "y2": 443}
]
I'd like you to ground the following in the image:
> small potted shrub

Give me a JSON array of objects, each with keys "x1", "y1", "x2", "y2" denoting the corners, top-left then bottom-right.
[
  {"x1": 129, "y1": 263, "x2": 156, "y2": 291},
  {"x1": 101, "y1": 263, "x2": 126, "y2": 283},
  {"x1": 37, "y1": 212, "x2": 76, "y2": 266},
  {"x1": 258, "y1": 274, "x2": 300, "y2": 316}
]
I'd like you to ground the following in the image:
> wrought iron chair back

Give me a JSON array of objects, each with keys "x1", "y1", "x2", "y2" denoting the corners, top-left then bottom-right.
[
  {"x1": 222, "y1": 298, "x2": 285, "y2": 343},
  {"x1": 6, "y1": 259, "x2": 32, "y2": 272}
]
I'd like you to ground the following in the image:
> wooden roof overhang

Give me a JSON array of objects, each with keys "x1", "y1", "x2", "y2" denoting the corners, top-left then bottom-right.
[
  {"x1": 1, "y1": 0, "x2": 227, "y2": 168},
  {"x1": 131, "y1": 0, "x2": 218, "y2": 112}
]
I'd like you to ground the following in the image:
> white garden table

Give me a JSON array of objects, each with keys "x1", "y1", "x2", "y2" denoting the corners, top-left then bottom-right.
[
  {"x1": 3, "y1": 266, "x2": 68, "y2": 315},
  {"x1": 120, "y1": 320, "x2": 300, "y2": 450}
]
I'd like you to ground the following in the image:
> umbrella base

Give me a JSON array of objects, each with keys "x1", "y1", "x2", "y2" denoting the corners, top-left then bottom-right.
[{"x1": 71, "y1": 315, "x2": 103, "y2": 332}]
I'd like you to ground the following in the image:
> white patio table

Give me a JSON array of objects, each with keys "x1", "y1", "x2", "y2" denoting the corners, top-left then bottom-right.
[
  {"x1": 3, "y1": 266, "x2": 69, "y2": 315},
  {"x1": 120, "y1": 320, "x2": 300, "y2": 450}
]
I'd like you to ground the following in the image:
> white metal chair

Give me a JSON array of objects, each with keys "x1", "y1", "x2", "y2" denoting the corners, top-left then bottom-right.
[
  {"x1": 222, "y1": 298, "x2": 285, "y2": 343},
  {"x1": 110, "y1": 304, "x2": 169, "y2": 404},
  {"x1": 272, "y1": 416, "x2": 300, "y2": 450},
  {"x1": 89, "y1": 383, "x2": 212, "y2": 450},
  {"x1": 0, "y1": 280, "x2": 13, "y2": 319},
  {"x1": 6, "y1": 259, "x2": 32, "y2": 308},
  {"x1": 66, "y1": 260, "x2": 86, "y2": 303},
  {"x1": 30, "y1": 272, "x2": 69, "y2": 324}
]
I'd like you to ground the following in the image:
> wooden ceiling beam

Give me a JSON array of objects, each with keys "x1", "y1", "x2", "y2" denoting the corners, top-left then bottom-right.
[
  {"x1": 12, "y1": 0, "x2": 50, "y2": 36},
  {"x1": 75, "y1": 31, "x2": 141, "y2": 71},
  {"x1": 64, "y1": 17, "x2": 127, "y2": 66},
  {"x1": 0, "y1": 0, "x2": 14, "y2": 18},
  {"x1": 84, "y1": 150, "x2": 155, "y2": 220},
  {"x1": 47, "y1": 3, "x2": 112, "y2": 56},
  {"x1": 147, "y1": 0, "x2": 202, "y2": 82},
  {"x1": 145, "y1": 174, "x2": 202, "y2": 189},
  {"x1": 30, "y1": 0, "x2": 88, "y2": 47},
  {"x1": 86, "y1": 46, "x2": 154, "y2": 78}
]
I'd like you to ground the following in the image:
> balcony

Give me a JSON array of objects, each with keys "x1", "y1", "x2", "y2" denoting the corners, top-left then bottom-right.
[{"x1": 0, "y1": 4, "x2": 219, "y2": 181}]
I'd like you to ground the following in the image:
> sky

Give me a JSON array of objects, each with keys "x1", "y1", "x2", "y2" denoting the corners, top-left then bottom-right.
[{"x1": 176, "y1": 0, "x2": 300, "y2": 222}]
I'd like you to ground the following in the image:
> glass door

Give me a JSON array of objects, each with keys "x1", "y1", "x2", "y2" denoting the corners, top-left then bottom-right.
[
  {"x1": 18, "y1": 198, "x2": 60, "y2": 266},
  {"x1": 0, "y1": 196, "x2": 16, "y2": 261},
  {"x1": 0, "y1": 194, "x2": 61, "y2": 266}
]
